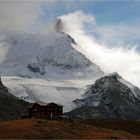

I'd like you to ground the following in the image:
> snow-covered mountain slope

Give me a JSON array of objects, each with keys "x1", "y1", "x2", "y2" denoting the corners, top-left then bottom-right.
[
  {"x1": 28, "y1": 31, "x2": 103, "y2": 79},
  {"x1": 0, "y1": 19, "x2": 104, "y2": 111},
  {"x1": 0, "y1": 19, "x2": 104, "y2": 79},
  {"x1": 67, "y1": 73, "x2": 140, "y2": 120}
]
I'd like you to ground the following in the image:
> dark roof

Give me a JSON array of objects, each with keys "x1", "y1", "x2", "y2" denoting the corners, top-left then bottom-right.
[
  {"x1": 28, "y1": 102, "x2": 63, "y2": 108},
  {"x1": 47, "y1": 102, "x2": 63, "y2": 107}
]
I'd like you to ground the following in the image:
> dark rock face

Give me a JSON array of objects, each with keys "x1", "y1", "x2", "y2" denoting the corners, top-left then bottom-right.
[
  {"x1": 27, "y1": 63, "x2": 41, "y2": 73},
  {"x1": 0, "y1": 78, "x2": 29, "y2": 120},
  {"x1": 67, "y1": 73, "x2": 140, "y2": 120}
]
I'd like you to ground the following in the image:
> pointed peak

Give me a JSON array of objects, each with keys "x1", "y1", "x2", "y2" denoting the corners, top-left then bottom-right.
[
  {"x1": 95, "y1": 72, "x2": 122, "y2": 85},
  {"x1": 54, "y1": 18, "x2": 77, "y2": 45},
  {"x1": 55, "y1": 18, "x2": 63, "y2": 32},
  {"x1": 108, "y1": 72, "x2": 122, "y2": 79}
]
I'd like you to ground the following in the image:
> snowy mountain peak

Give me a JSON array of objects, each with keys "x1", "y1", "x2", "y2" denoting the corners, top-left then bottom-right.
[
  {"x1": 86, "y1": 72, "x2": 140, "y2": 98},
  {"x1": 108, "y1": 72, "x2": 121, "y2": 79},
  {"x1": 0, "y1": 18, "x2": 104, "y2": 111},
  {"x1": 91, "y1": 72, "x2": 140, "y2": 99},
  {"x1": 67, "y1": 73, "x2": 140, "y2": 119},
  {"x1": 25, "y1": 19, "x2": 104, "y2": 79},
  {"x1": 30, "y1": 31, "x2": 100, "y2": 77},
  {"x1": 55, "y1": 18, "x2": 63, "y2": 32},
  {"x1": 91, "y1": 72, "x2": 123, "y2": 91},
  {"x1": 55, "y1": 18, "x2": 77, "y2": 45},
  {"x1": 98, "y1": 72, "x2": 121, "y2": 81},
  {"x1": 0, "y1": 19, "x2": 104, "y2": 79}
]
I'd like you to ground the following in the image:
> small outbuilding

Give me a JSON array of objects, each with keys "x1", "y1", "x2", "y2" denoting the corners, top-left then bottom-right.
[{"x1": 28, "y1": 102, "x2": 63, "y2": 119}]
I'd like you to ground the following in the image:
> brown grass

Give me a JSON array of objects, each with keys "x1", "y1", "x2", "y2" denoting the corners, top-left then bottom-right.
[
  {"x1": 0, "y1": 119, "x2": 139, "y2": 139},
  {"x1": 83, "y1": 119, "x2": 140, "y2": 136}
]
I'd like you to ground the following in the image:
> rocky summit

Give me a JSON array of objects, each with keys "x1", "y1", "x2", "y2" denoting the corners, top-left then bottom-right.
[{"x1": 67, "y1": 73, "x2": 140, "y2": 120}]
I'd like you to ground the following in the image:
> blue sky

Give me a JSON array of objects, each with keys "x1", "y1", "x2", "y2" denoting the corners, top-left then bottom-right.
[
  {"x1": 38, "y1": 1, "x2": 140, "y2": 48},
  {"x1": 41, "y1": 1, "x2": 140, "y2": 26},
  {"x1": 0, "y1": 1, "x2": 140, "y2": 46}
]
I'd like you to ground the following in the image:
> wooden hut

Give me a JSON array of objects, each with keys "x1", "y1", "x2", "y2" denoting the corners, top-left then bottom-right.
[{"x1": 28, "y1": 102, "x2": 63, "y2": 119}]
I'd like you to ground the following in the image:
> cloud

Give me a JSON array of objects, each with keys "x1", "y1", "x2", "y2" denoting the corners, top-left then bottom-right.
[
  {"x1": 96, "y1": 24, "x2": 140, "y2": 46},
  {"x1": 59, "y1": 11, "x2": 96, "y2": 35},
  {"x1": 0, "y1": 1, "x2": 75, "y2": 33},
  {"x1": 60, "y1": 11, "x2": 140, "y2": 87},
  {"x1": 0, "y1": 2, "x2": 44, "y2": 32}
]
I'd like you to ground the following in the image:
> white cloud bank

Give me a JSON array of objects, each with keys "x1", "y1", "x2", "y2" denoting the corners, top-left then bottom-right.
[
  {"x1": 0, "y1": 2, "x2": 43, "y2": 32},
  {"x1": 59, "y1": 11, "x2": 140, "y2": 87}
]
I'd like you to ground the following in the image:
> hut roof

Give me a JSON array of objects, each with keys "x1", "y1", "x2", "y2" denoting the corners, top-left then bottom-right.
[
  {"x1": 46, "y1": 102, "x2": 63, "y2": 107},
  {"x1": 28, "y1": 102, "x2": 63, "y2": 108}
]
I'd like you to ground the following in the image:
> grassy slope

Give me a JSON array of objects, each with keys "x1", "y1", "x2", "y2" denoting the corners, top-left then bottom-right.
[
  {"x1": 0, "y1": 119, "x2": 139, "y2": 139},
  {"x1": 83, "y1": 119, "x2": 140, "y2": 135}
]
